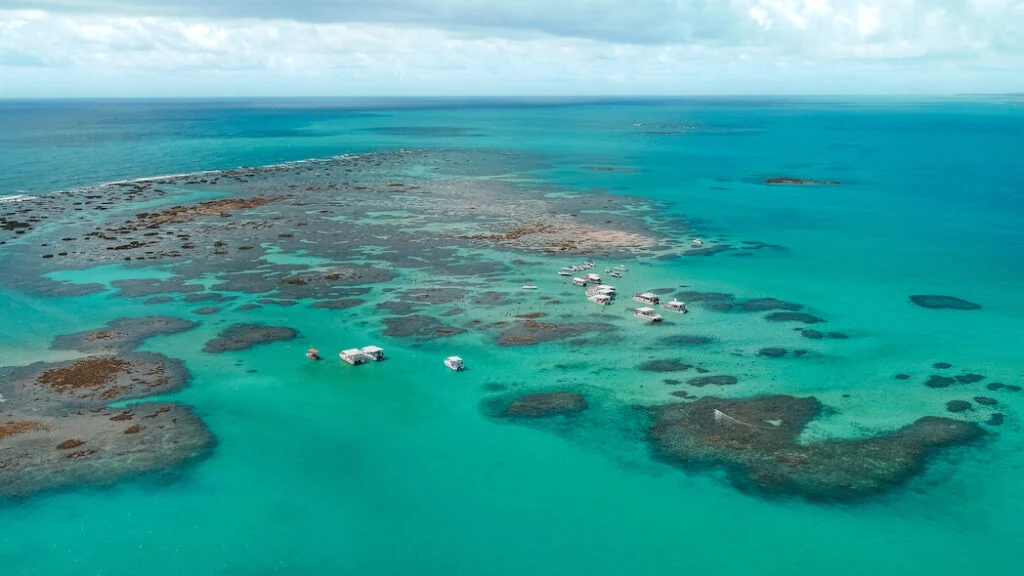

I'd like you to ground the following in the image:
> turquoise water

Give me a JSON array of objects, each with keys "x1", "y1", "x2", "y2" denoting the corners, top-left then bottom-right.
[{"x1": 2, "y1": 97, "x2": 1023, "y2": 574}]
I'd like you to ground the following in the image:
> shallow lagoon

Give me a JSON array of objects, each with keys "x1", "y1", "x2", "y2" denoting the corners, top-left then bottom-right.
[{"x1": 1, "y1": 97, "x2": 1023, "y2": 575}]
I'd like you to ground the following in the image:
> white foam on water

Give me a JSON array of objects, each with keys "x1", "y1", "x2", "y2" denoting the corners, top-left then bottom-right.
[{"x1": 0, "y1": 194, "x2": 37, "y2": 203}]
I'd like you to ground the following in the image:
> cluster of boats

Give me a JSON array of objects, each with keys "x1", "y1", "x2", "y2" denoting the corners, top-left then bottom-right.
[
  {"x1": 307, "y1": 345, "x2": 468, "y2": 372},
  {"x1": 558, "y1": 260, "x2": 689, "y2": 324},
  {"x1": 330, "y1": 345, "x2": 386, "y2": 365}
]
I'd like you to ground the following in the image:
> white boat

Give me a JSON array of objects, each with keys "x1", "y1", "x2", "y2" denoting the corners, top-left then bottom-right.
[
  {"x1": 444, "y1": 356, "x2": 465, "y2": 371},
  {"x1": 586, "y1": 273, "x2": 601, "y2": 284},
  {"x1": 663, "y1": 300, "x2": 687, "y2": 313},
  {"x1": 605, "y1": 267, "x2": 611, "y2": 273},
  {"x1": 692, "y1": 239, "x2": 704, "y2": 246},
  {"x1": 583, "y1": 261, "x2": 595, "y2": 268},
  {"x1": 522, "y1": 284, "x2": 539, "y2": 290},
  {"x1": 587, "y1": 287, "x2": 616, "y2": 300},
  {"x1": 634, "y1": 307, "x2": 663, "y2": 323},
  {"x1": 572, "y1": 277, "x2": 588, "y2": 287},
  {"x1": 340, "y1": 348, "x2": 367, "y2": 365},
  {"x1": 360, "y1": 345, "x2": 385, "y2": 361},
  {"x1": 594, "y1": 284, "x2": 616, "y2": 292},
  {"x1": 558, "y1": 270, "x2": 572, "y2": 276},
  {"x1": 588, "y1": 294, "x2": 612, "y2": 305},
  {"x1": 633, "y1": 292, "x2": 660, "y2": 305},
  {"x1": 610, "y1": 271, "x2": 622, "y2": 279},
  {"x1": 615, "y1": 265, "x2": 628, "y2": 271}
]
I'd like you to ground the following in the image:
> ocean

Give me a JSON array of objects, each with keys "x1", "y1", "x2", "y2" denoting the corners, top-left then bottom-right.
[{"x1": 1, "y1": 96, "x2": 1023, "y2": 575}]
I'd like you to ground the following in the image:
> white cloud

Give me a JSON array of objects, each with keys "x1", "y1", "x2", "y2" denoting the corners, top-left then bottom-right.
[{"x1": 0, "y1": 1, "x2": 1022, "y2": 96}]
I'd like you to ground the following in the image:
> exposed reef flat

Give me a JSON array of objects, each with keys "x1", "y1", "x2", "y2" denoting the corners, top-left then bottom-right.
[
  {"x1": 0, "y1": 403, "x2": 212, "y2": 499},
  {"x1": 647, "y1": 395, "x2": 984, "y2": 500},
  {"x1": 202, "y1": 324, "x2": 299, "y2": 353},
  {"x1": 0, "y1": 352, "x2": 189, "y2": 413},
  {"x1": 910, "y1": 295, "x2": 981, "y2": 310},
  {"x1": 1, "y1": 319, "x2": 213, "y2": 499}
]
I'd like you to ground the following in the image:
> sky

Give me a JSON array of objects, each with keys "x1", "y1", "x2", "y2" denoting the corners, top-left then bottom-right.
[{"x1": 0, "y1": 0, "x2": 1022, "y2": 97}]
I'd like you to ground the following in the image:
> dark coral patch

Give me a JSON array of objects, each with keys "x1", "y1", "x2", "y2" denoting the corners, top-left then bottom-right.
[
  {"x1": 925, "y1": 375, "x2": 956, "y2": 389},
  {"x1": 202, "y1": 324, "x2": 298, "y2": 353},
  {"x1": 484, "y1": 392, "x2": 589, "y2": 419},
  {"x1": 946, "y1": 400, "x2": 971, "y2": 413},
  {"x1": 688, "y1": 375, "x2": 738, "y2": 387},
  {"x1": 740, "y1": 298, "x2": 803, "y2": 313},
  {"x1": 648, "y1": 395, "x2": 984, "y2": 500},
  {"x1": 909, "y1": 295, "x2": 981, "y2": 310},
  {"x1": 639, "y1": 359, "x2": 694, "y2": 373},
  {"x1": 765, "y1": 312, "x2": 825, "y2": 324}
]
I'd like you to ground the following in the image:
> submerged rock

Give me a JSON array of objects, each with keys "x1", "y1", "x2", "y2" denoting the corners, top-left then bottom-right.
[
  {"x1": 382, "y1": 315, "x2": 464, "y2": 340},
  {"x1": 50, "y1": 316, "x2": 198, "y2": 354},
  {"x1": 895, "y1": 374, "x2": 911, "y2": 381},
  {"x1": 986, "y1": 414, "x2": 1005, "y2": 426},
  {"x1": 758, "y1": 348, "x2": 788, "y2": 358},
  {"x1": 648, "y1": 395, "x2": 984, "y2": 500},
  {"x1": 202, "y1": 324, "x2": 299, "y2": 353},
  {"x1": 660, "y1": 335, "x2": 714, "y2": 347},
  {"x1": 956, "y1": 374, "x2": 985, "y2": 384},
  {"x1": 974, "y1": 397, "x2": 998, "y2": 406},
  {"x1": 765, "y1": 312, "x2": 826, "y2": 324},
  {"x1": 910, "y1": 295, "x2": 981, "y2": 310},
  {"x1": 933, "y1": 362, "x2": 953, "y2": 370},
  {"x1": 639, "y1": 359, "x2": 694, "y2": 373},
  {"x1": 945, "y1": 400, "x2": 972, "y2": 413},
  {"x1": 488, "y1": 392, "x2": 589, "y2": 418},
  {"x1": 740, "y1": 298, "x2": 803, "y2": 313},
  {"x1": 496, "y1": 320, "x2": 614, "y2": 347},
  {"x1": 688, "y1": 375, "x2": 738, "y2": 387},
  {"x1": 925, "y1": 375, "x2": 956, "y2": 389}
]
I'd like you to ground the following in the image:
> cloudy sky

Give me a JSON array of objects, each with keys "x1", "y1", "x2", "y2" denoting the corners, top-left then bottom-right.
[{"x1": 1, "y1": 0, "x2": 1022, "y2": 97}]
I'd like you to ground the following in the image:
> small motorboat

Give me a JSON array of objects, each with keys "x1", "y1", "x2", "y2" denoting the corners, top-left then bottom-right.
[
  {"x1": 615, "y1": 265, "x2": 628, "y2": 271},
  {"x1": 610, "y1": 271, "x2": 622, "y2": 279},
  {"x1": 558, "y1": 270, "x2": 572, "y2": 276},
  {"x1": 692, "y1": 238, "x2": 704, "y2": 246},
  {"x1": 586, "y1": 273, "x2": 601, "y2": 284},
  {"x1": 605, "y1": 267, "x2": 611, "y2": 273},
  {"x1": 572, "y1": 277, "x2": 588, "y2": 287},
  {"x1": 444, "y1": 356, "x2": 465, "y2": 371},
  {"x1": 583, "y1": 261, "x2": 595, "y2": 268},
  {"x1": 306, "y1": 348, "x2": 321, "y2": 360},
  {"x1": 522, "y1": 284, "x2": 539, "y2": 290},
  {"x1": 634, "y1": 307, "x2": 664, "y2": 323},
  {"x1": 663, "y1": 300, "x2": 688, "y2": 313}
]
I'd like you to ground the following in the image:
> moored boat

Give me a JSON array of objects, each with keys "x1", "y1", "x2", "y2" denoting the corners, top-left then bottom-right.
[
  {"x1": 306, "y1": 348, "x2": 321, "y2": 360},
  {"x1": 360, "y1": 345, "x2": 385, "y2": 361},
  {"x1": 572, "y1": 277, "x2": 588, "y2": 287},
  {"x1": 444, "y1": 356, "x2": 465, "y2": 371},
  {"x1": 663, "y1": 300, "x2": 687, "y2": 313},
  {"x1": 634, "y1": 307, "x2": 663, "y2": 323},
  {"x1": 340, "y1": 348, "x2": 367, "y2": 365},
  {"x1": 633, "y1": 292, "x2": 660, "y2": 305}
]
